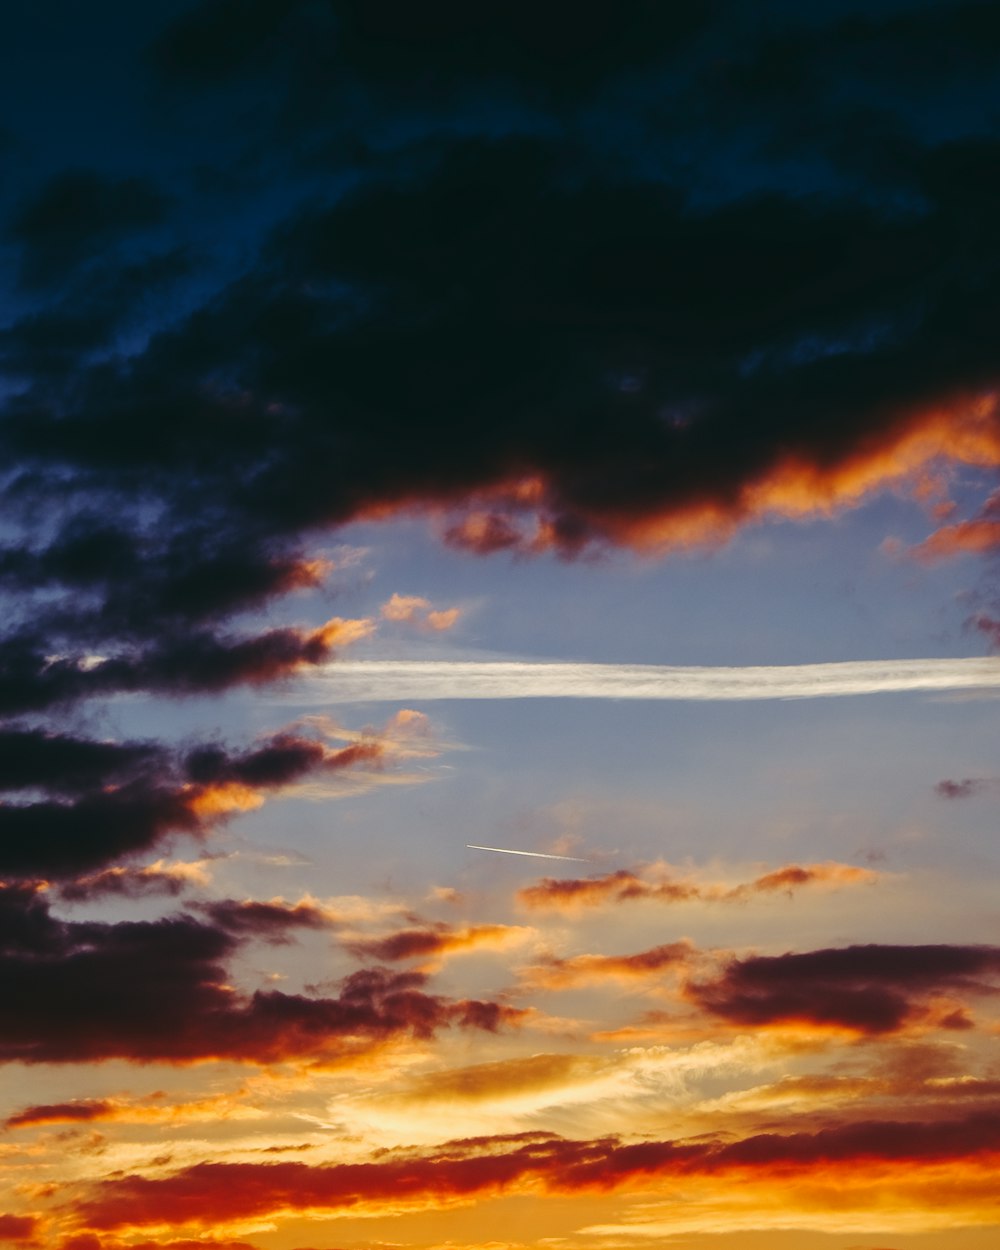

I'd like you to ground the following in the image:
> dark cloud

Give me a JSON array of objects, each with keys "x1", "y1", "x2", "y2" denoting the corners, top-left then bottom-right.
[
  {"x1": 0, "y1": 729, "x2": 158, "y2": 796},
  {"x1": 935, "y1": 777, "x2": 991, "y2": 799},
  {"x1": 688, "y1": 944, "x2": 1000, "y2": 1034},
  {"x1": 324, "y1": 0, "x2": 722, "y2": 102},
  {"x1": 0, "y1": 615, "x2": 369, "y2": 718},
  {"x1": 2, "y1": 85, "x2": 1000, "y2": 718},
  {"x1": 0, "y1": 784, "x2": 203, "y2": 880},
  {"x1": 150, "y1": 0, "x2": 305, "y2": 81},
  {"x1": 151, "y1": 0, "x2": 721, "y2": 97},
  {"x1": 0, "y1": 727, "x2": 382, "y2": 880},
  {"x1": 57, "y1": 864, "x2": 203, "y2": 904},
  {"x1": 191, "y1": 898, "x2": 335, "y2": 944},
  {"x1": 0, "y1": 885, "x2": 523, "y2": 1066},
  {"x1": 0, "y1": 249, "x2": 193, "y2": 382},
  {"x1": 0, "y1": 6, "x2": 998, "y2": 978},
  {"x1": 9, "y1": 171, "x2": 169, "y2": 289},
  {"x1": 971, "y1": 611, "x2": 1000, "y2": 649}
]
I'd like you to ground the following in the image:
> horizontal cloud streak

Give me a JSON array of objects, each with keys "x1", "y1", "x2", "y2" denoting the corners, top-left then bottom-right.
[{"x1": 313, "y1": 656, "x2": 1000, "y2": 702}]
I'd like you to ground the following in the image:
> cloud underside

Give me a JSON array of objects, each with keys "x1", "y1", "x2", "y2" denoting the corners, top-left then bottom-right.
[{"x1": 5, "y1": 115, "x2": 1000, "y2": 716}]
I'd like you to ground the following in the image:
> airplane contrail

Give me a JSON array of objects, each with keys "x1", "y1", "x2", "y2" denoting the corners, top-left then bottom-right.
[
  {"x1": 306, "y1": 656, "x2": 1000, "y2": 702},
  {"x1": 467, "y1": 844, "x2": 590, "y2": 862}
]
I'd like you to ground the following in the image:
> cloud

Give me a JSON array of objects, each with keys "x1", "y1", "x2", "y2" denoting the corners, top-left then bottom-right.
[
  {"x1": 57, "y1": 859, "x2": 214, "y2": 903},
  {"x1": 0, "y1": 249, "x2": 194, "y2": 383},
  {"x1": 380, "y1": 593, "x2": 462, "y2": 632},
  {"x1": 519, "y1": 942, "x2": 692, "y2": 991},
  {"x1": 389, "y1": 1052, "x2": 609, "y2": 1107},
  {"x1": 0, "y1": 729, "x2": 159, "y2": 796},
  {"x1": 9, "y1": 170, "x2": 168, "y2": 289},
  {"x1": 72, "y1": 1111, "x2": 1000, "y2": 1231},
  {"x1": 190, "y1": 897, "x2": 338, "y2": 944},
  {"x1": 5, "y1": 1101, "x2": 114, "y2": 1130},
  {"x1": 687, "y1": 944, "x2": 1000, "y2": 1036},
  {"x1": 0, "y1": 884, "x2": 524, "y2": 1066},
  {"x1": 150, "y1": 0, "x2": 717, "y2": 95},
  {"x1": 912, "y1": 518, "x2": 1000, "y2": 561},
  {"x1": 0, "y1": 616, "x2": 373, "y2": 717},
  {"x1": 935, "y1": 777, "x2": 993, "y2": 799},
  {"x1": 4, "y1": 1089, "x2": 270, "y2": 1134},
  {"x1": 0, "y1": 1214, "x2": 37, "y2": 1243},
  {"x1": 347, "y1": 922, "x2": 533, "y2": 964},
  {"x1": 310, "y1": 657, "x2": 1000, "y2": 702},
  {"x1": 5, "y1": 115, "x2": 1000, "y2": 719},
  {"x1": 63, "y1": 1239, "x2": 256, "y2": 1250},
  {"x1": 518, "y1": 861, "x2": 879, "y2": 911},
  {"x1": 0, "y1": 724, "x2": 394, "y2": 880}
]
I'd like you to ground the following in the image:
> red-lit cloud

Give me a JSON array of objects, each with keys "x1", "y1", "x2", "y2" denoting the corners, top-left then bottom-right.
[
  {"x1": 0, "y1": 1214, "x2": 38, "y2": 1243},
  {"x1": 73, "y1": 1111, "x2": 1000, "y2": 1231},
  {"x1": 5, "y1": 1101, "x2": 113, "y2": 1130}
]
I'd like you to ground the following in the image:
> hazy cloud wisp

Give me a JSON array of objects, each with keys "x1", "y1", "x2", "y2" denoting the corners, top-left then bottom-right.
[{"x1": 311, "y1": 657, "x2": 1000, "y2": 702}]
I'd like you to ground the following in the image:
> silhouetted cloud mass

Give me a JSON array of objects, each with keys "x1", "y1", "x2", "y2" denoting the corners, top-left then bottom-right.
[
  {"x1": 0, "y1": 884, "x2": 523, "y2": 1065},
  {"x1": 688, "y1": 944, "x2": 1000, "y2": 1034}
]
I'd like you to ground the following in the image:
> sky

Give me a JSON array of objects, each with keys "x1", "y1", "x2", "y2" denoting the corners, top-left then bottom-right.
[{"x1": 2, "y1": 2, "x2": 1000, "y2": 1249}]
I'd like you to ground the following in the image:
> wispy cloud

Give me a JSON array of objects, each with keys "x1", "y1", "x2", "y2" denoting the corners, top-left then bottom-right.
[{"x1": 308, "y1": 656, "x2": 1000, "y2": 702}]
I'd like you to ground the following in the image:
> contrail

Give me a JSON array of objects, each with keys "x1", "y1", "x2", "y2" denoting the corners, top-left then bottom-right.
[
  {"x1": 308, "y1": 656, "x2": 1000, "y2": 702},
  {"x1": 467, "y1": 844, "x2": 590, "y2": 862}
]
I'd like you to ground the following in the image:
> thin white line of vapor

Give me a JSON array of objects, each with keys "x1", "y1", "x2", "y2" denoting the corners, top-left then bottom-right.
[
  {"x1": 306, "y1": 656, "x2": 1000, "y2": 702},
  {"x1": 467, "y1": 844, "x2": 590, "y2": 862}
]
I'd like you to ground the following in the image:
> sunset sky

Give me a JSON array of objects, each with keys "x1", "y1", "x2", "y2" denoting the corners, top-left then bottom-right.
[{"x1": 2, "y1": 3, "x2": 1000, "y2": 1249}]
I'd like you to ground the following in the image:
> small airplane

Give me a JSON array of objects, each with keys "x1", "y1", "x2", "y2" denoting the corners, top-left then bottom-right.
[{"x1": 466, "y1": 843, "x2": 589, "y2": 862}]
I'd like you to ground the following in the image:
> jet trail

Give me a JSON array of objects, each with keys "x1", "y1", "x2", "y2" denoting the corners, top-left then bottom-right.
[
  {"x1": 467, "y1": 844, "x2": 590, "y2": 862},
  {"x1": 309, "y1": 656, "x2": 1000, "y2": 702}
]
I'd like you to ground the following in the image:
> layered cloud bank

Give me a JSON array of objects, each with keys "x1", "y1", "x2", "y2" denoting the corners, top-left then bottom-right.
[{"x1": 3, "y1": 1, "x2": 1000, "y2": 1248}]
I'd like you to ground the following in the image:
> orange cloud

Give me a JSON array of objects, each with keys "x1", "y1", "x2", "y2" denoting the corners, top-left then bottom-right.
[
  {"x1": 912, "y1": 517, "x2": 1000, "y2": 560},
  {"x1": 737, "y1": 862, "x2": 879, "y2": 897},
  {"x1": 908, "y1": 486, "x2": 1000, "y2": 561},
  {"x1": 520, "y1": 942, "x2": 693, "y2": 991},
  {"x1": 306, "y1": 615, "x2": 375, "y2": 651},
  {"x1": 380, "y1": 593, "x2": 462, "y2": 631},
  {"x1": 443, "y1": 396, "x2": 1000, "y2": 557},
  {"x1": 182, "y1": 735, "x2": 389, "y2": 821},
  {"x1": 347, "y1": 922, "x2": 533, "y2": 964},
  {"x1": 518, "y1": 860, "x2": 879, "y2": 911}
]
